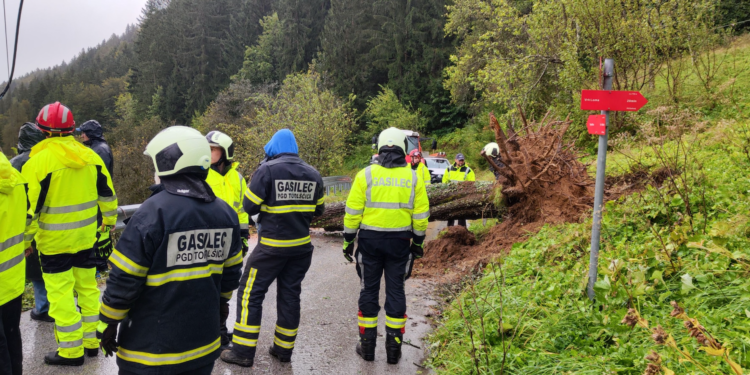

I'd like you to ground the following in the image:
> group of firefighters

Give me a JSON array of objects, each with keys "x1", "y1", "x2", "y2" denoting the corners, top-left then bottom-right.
[{"x1": 0, "y1": 100, "x2": 503, "y2": 375}]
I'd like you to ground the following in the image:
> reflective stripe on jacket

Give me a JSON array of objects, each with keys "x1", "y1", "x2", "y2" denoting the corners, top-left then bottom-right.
[
  {"x1": 415, "y1": 162, "x2": 431, "y2": 185},
  {"x1": 242, "y1": 154, "x2": 325, "y2": 251},
  {"x1": 344, "y1": 164, "x2": 429, "y2": 237},
  {"x1": 100, "y1": 185, "x2": 242, "y2": 373},
  {"x1": 206, "y1": 163, "x2": 250, "y2": 234},
  {"x1": 22, "y1": 136, "x2": 118, "y2": 256},
  {"x1": 0, "y1": 153, "x2": 31, "y2": 305},
  {"x1": 442, "y1": 163, "x2": 475, "y2": 183}
]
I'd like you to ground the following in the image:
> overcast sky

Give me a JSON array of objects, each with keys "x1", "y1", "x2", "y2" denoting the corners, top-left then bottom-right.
[{"x1": 0, "y1": 0, "x2": 147, "y2": 79}]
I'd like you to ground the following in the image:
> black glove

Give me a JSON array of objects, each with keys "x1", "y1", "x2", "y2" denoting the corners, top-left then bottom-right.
[
  {"x1": 97, "y1": 322, "x2": 119, "y2": 357},
  {"x1": 220, "y1": 299, "x2": 230, "y2": 325},
  {"x1": 410, "y1": 241, "x2": 425, "y2": 259},
  {"x1": 343, "y1": 240, "x2": 354, "y2": 262}
]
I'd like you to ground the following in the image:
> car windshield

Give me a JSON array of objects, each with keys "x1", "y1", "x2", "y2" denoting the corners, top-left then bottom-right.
[{"x1": 424, "y1": 158, "x2": 450, "y2": 169}]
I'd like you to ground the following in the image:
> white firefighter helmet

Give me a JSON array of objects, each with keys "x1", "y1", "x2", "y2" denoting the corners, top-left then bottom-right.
[
  {"x1": 483, "y1": 142, "x2": 500, "y2": 157},
  {"x1": 377, "y1": 127, "x2": 407, "y2": 154},
  {"x1": 205, "y1": 130, "x2": 235, "y2": 161},
  {"x1": 144, "y1": 125, "x2": 211, "y2": 177}
]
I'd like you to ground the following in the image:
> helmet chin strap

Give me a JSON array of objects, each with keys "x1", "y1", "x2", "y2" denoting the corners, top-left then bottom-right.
[
  {"x1": 211, "y1": 153, "x2": 229, "y2": 174},
  {"x1": 41, "y1": 130, "x2": 72, "y2": 138}
]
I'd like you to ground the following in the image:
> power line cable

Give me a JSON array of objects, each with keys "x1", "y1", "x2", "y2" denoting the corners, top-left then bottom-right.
[
  {"x1": 0, "y1": 0, "x2": 23, "y2": 101},
  {"x1": 2, "y1": 0, "x2": 10, "y2": 78}
]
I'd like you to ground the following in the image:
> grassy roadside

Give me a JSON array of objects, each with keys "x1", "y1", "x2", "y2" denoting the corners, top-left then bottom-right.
[
  {"x1": 427, "y1": 118, "x2": 750, "y2": 374},
  {"x1": 425, "y1": 34, "x2": 750, "y2": 374}
]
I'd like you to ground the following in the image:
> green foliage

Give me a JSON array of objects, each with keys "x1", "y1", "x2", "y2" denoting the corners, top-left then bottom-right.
[
  {"x1": 0, "y1": 27, "x2": 136, "y2": 156},
  {"x1": 220, "y1": 70, "x2": 356, "y2": 177},
  {"x1": 342, "y1": 143, "x2": 377, "y2": 175},
  {"x1": 0, "y1": 99, "x2": 34, "y2": 155},
  {"x1": 468, "y1": 219, "x2": 498, "y2": 241},
  {"x1": 319, "y1": 0, "x2": 467, "y2": 132},
  {"x1": 720, "y1": 0, "x2": 750, "y2": 33},
  {"x1": 130, "y1": 0, "x2": 274, "y2": 123},
  {"x1": 444, "y1": 0, "x2": 724, "y2": 133},
  {"x1": 437, "y1": 111, "x2": 496, "y2": 168},
  {"x1": 363, "y1": 87, "x2": 426, "y2": 141},
  {"x1": 234, "y1": 13, "x2": 285, "y2": 84},
  {"x1": 427, "y1": 122, "x2": 750, "y2": 374}
]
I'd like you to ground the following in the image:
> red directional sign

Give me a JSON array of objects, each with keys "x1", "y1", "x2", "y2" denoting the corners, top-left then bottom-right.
[
  {"x1": 586, "y1": 115, "x2": 606, "y2": 135},
  {"x1": 580, "y1": 90, "x2": 648, "y2": 111}
]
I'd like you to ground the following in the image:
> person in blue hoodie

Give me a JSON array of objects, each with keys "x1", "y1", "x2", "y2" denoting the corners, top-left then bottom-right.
[{"x1": 221, "y1": 129, "x2": 325, "y2": 368}]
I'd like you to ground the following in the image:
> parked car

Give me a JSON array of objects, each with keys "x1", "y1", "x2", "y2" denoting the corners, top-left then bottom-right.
[{"x1": 423, "y1": 157, "x2": 451, "y2": 184}]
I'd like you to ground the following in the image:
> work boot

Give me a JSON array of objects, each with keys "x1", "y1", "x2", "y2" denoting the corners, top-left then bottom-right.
[
  {"x1": 44, "y1": 351, "x2": 84, "y2": 366},
  {"x1": 220, "y1": 349, "x2": 253, "y2": 367},
  {"x1": 269, "y1": 345, "x2": 292, "y2": 362},
  {"x1": 356, "y1": 328, "x2": 376, "y2": 361},
  {"x1": 30, "y1": 309, "x2": 55, "y2": 323},
  {"x1": 385, "y1": 332, "x2": 403, "y2": 364},
  {"x1": 85, "y1": 348, "x2": 98, "y2": 357}
]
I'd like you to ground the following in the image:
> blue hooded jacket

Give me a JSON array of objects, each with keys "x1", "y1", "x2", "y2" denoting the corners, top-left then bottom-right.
[{"x1": 264, "y1": 129, "x2": 299, "y2": 158}]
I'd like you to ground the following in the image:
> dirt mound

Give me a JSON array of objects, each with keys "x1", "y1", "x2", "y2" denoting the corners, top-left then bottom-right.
[
  {"x1": 414, "y1": 111, "x2": 659, "y2": 281},
  {"x1": 414, "y1": 226, "x2": 477, "y2": 277}
]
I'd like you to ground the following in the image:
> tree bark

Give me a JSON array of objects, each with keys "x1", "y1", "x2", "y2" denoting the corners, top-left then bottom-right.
[{"x1": 312, "y1": 181, "x2": 502, "y2": 231}]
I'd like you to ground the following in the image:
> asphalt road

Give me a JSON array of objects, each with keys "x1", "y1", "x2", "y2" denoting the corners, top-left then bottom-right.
[{"x1": 19, "y1": 232, "x2": 436, "y2": 375}]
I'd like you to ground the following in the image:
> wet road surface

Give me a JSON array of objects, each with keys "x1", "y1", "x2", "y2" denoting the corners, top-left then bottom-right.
[{"x1": 19, "y1": 232, "x2": 436, "y2": 375}]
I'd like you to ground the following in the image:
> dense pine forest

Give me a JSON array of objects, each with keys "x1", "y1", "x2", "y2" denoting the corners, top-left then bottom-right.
[{"x1": 0, "y1": 0, "x2": 747, "y2": 203}]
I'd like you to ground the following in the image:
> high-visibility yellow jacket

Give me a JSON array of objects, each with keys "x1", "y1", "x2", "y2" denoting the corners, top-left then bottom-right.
[
  {"x1": 0, "y1": 153, "x2": 31, "y2": 306},
  {"x1": 442, "y1": 163, "x2": 475, "y2": 183},
  {"x1": 344, "y1": 164, "x2": 429, "y2": 237},
  {"x1": 414, "y1": 162, "x2": 431, "y2": 185},
  {"x1": 206, "y1": 163, "x2": 250, "y2": 233},
  {"x1": 22, "y1": 136, "x2": 118, "y2": 256}
]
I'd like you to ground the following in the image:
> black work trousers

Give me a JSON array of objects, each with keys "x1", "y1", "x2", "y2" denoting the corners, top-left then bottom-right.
[
  {"x1": 447, "y1": 219, "x2": 467, "y2": 227},
  {"x1": 119, "y1": 362, "x2": 213, "y2": 375},
  {"x1": 231, "y1": 245, "x2": 313, "y2": 359},
  {"x1": 355, "y1": 237, "x2": 414, "y2": 334},
  {"x1": 0, "y1": 295, "x2": 22, "y2": 375}
]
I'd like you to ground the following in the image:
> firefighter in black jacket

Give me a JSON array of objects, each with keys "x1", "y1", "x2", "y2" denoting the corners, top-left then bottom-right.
[
  {"x1": 221, "y1": 129, "x2": 325, "y2": 368},
  {"x1": 97, "y1": 126, "x2": 243, "y2": 375},
  {"x1": 78, "y1": 120, "x2": 115, "y2": 272}
]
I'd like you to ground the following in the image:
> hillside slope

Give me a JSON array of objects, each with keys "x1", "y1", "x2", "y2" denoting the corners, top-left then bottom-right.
[{"x1": 426, "y1": 35, "x2": 750, "y2": 375}]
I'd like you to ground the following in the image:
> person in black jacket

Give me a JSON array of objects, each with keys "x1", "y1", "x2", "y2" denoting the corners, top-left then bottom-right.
[
  {"x1": 97, "y1": 126, "x2": 243, "y2": 375},
  {"x1": 221, "y1": 129, "x2": 325, "y2": 368},
  {"x1": 78, "y1": 120, "x2": 115, "y2": 271},
  {"x1": 78, "y1": 120, "x2": 113, "y2": 174},
  {"x1": 9, "y1": 122, "x2": 45, "y2": 171},
  {"x1": 9, "y1": 122, "x2": 53, "y2": 323}
]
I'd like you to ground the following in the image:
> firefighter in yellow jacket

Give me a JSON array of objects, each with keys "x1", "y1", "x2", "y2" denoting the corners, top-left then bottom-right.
[
  {"x1": 22, "y1": 102, "x2": 118, "y2": 366},
  {"x1": 343, "y1": 127, "x2": 430, "y2": 364},
  {"x1": 0, "y1": 151, "x2": 33, "y2": 375},
  {"x1": 204, "y1": 130, "x2": 250, "y2": 348},
  {"x1": 408, "y1": 149, "x2": 431, "y2": 185},
  {"x1": 442, "y1": 152, "x2": 474, "y2": 227}
]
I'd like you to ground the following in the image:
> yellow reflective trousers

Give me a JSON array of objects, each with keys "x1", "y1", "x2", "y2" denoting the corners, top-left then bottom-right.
[{"x1": 44, "y1": 266, "x2": 100, "y2": 358}]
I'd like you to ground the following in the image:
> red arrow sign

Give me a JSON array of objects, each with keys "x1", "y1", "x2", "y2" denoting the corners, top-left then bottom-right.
[
  {"x1": 580, "y1": 90, "x2": 648, "y2": 111},
  {"x1": 586, "y1": 115, "x2": 606, "y2": 135}
]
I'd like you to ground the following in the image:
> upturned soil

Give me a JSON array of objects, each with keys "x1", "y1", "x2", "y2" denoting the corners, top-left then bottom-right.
[
  {"x1": 413, "y1": 113, "x2": 670, "y2": 281},
  {"x1": 413, "y1": 167, "x2": 668, "y2": 280}
]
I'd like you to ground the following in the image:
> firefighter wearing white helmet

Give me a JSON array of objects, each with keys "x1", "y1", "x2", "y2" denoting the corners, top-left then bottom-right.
[
  {"x1": 204, "y1": 130, "x2": 251, "y2": 348},
  {"x1": 343, "y1": 127, "x2": 430, "y2": 364},
  {"x1": 481, "y1": 142, "x2": 504, "y2": 178},
  {"x1": 98, "y1": 126, "x2": 243, "y2": 375}
]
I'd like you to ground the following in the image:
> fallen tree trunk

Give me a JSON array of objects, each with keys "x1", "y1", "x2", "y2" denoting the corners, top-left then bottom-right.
[{"x1": 312, "y1": 181, "x2": 503, "y2": 231}]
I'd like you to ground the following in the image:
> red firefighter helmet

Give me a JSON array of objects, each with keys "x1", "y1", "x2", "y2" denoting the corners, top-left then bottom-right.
[
  {"x1": 408, "y1": 149, "x2": 422, "y2": 165},
  {"x1": 36, "y1": 102, "x2": 75, "y2": 134}
]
